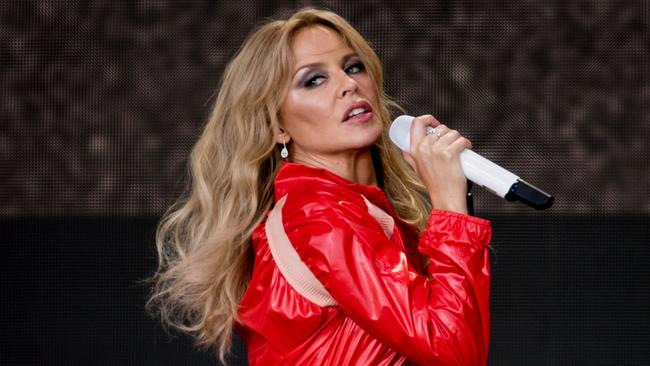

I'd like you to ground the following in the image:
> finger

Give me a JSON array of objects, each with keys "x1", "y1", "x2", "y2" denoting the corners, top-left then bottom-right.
[
  {"x1": 430, "y1": 124, "x2": 450, "y2": 141},
  {"x1": 410, "y1": 115, "x2": 439, "y2": 153},
  {"x1": 436, "y1": 128, "x2": 459, "y2": 145},
  {"x1": 447, "y1": 136, "x2": 472, "y2": 154}
]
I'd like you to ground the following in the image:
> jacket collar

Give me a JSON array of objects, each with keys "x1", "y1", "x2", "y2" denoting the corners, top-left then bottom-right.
[{"x1": 274, "y1": 162, "x2": 392, "y2": 213}]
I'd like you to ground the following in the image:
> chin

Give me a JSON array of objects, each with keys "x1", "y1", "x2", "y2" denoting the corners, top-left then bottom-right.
[
  {"x1": 353, "y1": 131, "x2": 383, "y2": 149},
  {"x1": 338, "y1": 117, "x2": 383, "y2": 148}
]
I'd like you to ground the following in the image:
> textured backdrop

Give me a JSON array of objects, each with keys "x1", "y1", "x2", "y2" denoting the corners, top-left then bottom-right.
[{"x1": 2, "y1": 0, "x2": 648, "y2": 215}]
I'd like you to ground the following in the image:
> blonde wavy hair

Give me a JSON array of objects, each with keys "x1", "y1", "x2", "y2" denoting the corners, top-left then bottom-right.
[{"x1": 147, "y1": 8, "x2": 430, "y2": 364}]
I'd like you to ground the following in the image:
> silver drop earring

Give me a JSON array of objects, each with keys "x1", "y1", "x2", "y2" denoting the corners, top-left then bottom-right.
[{"x1": 280, "y1": 140, "x2": 289, "y2": 159}]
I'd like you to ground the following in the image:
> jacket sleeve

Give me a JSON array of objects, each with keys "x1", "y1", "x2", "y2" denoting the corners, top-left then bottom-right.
[{"x1": 282, "y1": 190, "x2": 492, "y2": 366}]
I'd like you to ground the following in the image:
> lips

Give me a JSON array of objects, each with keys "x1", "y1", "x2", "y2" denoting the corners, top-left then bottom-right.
[{"x1": 342, "y1": 101, "x2": 373, "y2": 122}]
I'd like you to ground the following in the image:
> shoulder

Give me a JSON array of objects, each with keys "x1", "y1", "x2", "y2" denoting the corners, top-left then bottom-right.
[{"x1": 280, "y1": 182, "x2": 368, "y2": 226}]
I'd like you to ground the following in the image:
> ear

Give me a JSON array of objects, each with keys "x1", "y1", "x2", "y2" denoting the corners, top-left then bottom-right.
[{"x1": 275, "y1": 126, "x2": 291, "y2": 145}]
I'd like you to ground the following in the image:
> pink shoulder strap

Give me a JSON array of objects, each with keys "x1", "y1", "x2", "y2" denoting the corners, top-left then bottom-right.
[
  {"x1": 265, "y1": 195, "x2": 338, "y2": 307},
  {"x1": 264, "y1": 194, "x2": 395, "y2": 307}
]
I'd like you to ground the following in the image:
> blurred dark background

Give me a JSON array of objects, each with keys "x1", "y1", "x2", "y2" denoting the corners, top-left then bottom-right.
[{"x1": 1, "y1": 1, "x2": 648, "y2": 365}]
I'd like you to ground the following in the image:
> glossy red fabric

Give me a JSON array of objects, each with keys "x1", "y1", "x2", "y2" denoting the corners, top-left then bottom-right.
[{"x1": 236, "y1": 163, "x2": 492, "y2": 365}]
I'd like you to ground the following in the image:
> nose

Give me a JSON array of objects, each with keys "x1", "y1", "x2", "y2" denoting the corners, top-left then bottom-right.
[{"x1": 337, "y1": 71, "x2": 359, "y2": 98}]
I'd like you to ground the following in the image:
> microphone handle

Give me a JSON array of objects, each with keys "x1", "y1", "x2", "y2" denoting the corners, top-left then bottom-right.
[
  {"x1": 460, "y1": 149, "x2": 518, "y2": 198},
  {"x1": 461, "y1": 149, "x2": 554, "y2": 210}
]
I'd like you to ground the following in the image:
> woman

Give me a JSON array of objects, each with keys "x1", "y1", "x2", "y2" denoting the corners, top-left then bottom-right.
[{"x1": 148, "y1": 8, "x2": 492, "y2": 366}]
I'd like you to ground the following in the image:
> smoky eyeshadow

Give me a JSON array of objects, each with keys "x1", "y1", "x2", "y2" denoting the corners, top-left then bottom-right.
[
  {"x1": 343, "y1": 53, "x2": 362, "y2": 67},
  {"x1": 296, "y1": 68, "x2": 322, "y2": 87},
  {"x1": 293, "y1": 53, "x2": 361, "y2": 87}
]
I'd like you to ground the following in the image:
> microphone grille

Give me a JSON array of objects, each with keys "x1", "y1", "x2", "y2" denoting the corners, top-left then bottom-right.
[{"x1": 389, "y1": 115, "x2": 415, "y2": 152}]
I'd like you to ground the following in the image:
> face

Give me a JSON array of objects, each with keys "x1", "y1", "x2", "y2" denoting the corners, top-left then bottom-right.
[{"x1": 279, "y1": 25, "x2": 382, "y2": 162}]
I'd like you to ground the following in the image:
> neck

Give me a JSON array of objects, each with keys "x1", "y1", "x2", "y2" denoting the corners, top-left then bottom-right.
[{"x1": 290, "y1": 147, "x2": 378, "y2": 187}]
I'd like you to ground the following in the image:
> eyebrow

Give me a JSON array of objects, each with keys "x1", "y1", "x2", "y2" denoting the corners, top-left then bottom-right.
[{"x1": 292, "y1": 52, "x2": 359, "y2": 78}]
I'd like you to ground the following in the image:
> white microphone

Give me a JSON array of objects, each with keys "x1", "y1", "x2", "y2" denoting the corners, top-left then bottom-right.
[{"x1": 389, "y1": 115, "x2": 554, "y2": 210}]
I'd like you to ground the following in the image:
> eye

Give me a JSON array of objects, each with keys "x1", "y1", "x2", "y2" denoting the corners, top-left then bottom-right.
[
  {"x1": 304, "y1": 74, "x2": 326, "y2": 88},
  {"x1": 345, "y1": 62, "x2": 365, "y2": 75}
]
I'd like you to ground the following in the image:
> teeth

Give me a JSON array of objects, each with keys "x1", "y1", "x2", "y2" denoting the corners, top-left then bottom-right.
[{"x1": 348, "y1": 107, "x2": 366, "y2": 118}]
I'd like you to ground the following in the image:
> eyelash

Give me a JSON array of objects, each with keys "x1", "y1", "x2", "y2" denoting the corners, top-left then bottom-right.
[
  {"x1": 345, "y1": 62, "x2": 364, "y2": 75},
  {"x1": 304, "y1": 62, "x2": 365, "y2": 88}
]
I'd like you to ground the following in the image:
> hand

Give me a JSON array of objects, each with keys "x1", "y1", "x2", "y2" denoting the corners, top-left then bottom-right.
[{"x1": 401, "y1": 115, "x2": 472, "y2": 214}]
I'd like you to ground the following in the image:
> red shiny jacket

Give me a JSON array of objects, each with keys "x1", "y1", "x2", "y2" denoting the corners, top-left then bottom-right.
[{"x1": 236, "y1": 162, "x2": 492, "y2": 365}]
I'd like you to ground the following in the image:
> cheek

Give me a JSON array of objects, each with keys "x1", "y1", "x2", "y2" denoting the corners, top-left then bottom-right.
[
  {"x1": 281, "y1": 90, "x2": 336, "y2": 130},
  {"x1": 360, "y1": 77, "x2": 378, "y2": 103}
]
